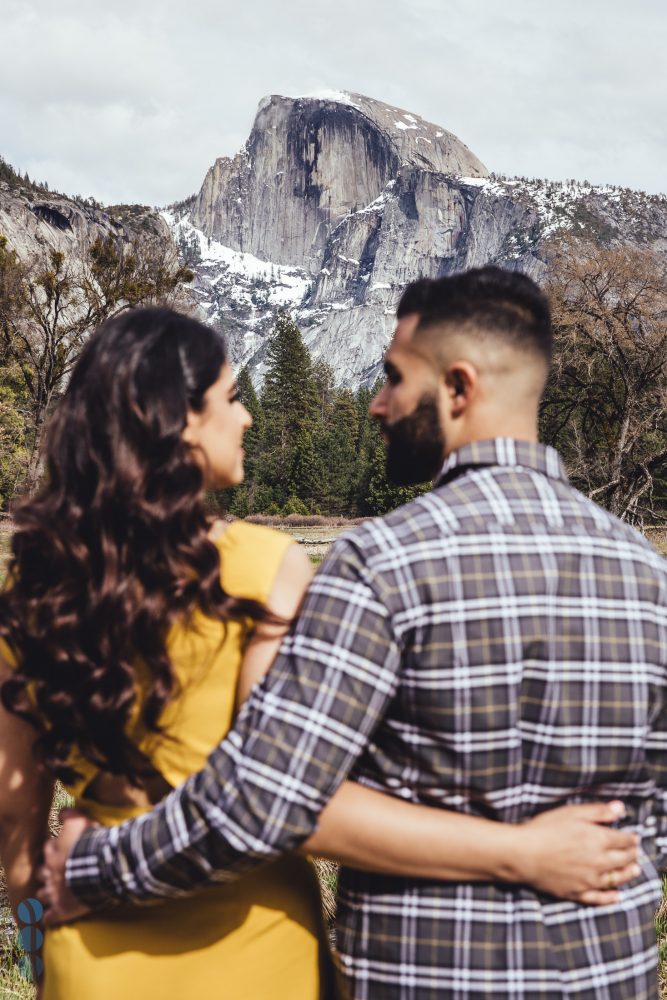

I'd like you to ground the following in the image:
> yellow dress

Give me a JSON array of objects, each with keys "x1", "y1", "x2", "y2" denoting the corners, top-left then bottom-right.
[{"x1": 38, "y1": 522, "x2": 336, "y2": 1000}]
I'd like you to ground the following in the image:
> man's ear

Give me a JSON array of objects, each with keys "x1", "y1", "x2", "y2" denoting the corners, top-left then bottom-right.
[{"x1": 444, "y1": 361, "x2": 478, "y2": 417}]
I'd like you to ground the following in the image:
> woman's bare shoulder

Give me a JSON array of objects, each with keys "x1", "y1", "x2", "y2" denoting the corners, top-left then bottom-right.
[{"x1": 267, "y1": 542, "x2": 313, "y2": 616}]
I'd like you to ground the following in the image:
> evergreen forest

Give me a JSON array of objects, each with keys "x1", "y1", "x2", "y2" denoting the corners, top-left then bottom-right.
[{"x1": 217, "y1": 312, "x2": 430, "y2": 518}]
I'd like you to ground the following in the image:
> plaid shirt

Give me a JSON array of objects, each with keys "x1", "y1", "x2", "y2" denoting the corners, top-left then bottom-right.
[{"x1": 67, "y1": 439, "x2": 667, "y2": 999}]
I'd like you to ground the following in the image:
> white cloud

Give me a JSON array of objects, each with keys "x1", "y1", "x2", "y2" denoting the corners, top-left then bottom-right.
[{"x1": 1, "y1": 0, "x2": 665, "y2": 204}]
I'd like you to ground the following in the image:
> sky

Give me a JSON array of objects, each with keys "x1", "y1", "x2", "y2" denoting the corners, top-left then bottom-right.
[{"x1": 1, "y1": 0, "x2": 665, "y2": 206}]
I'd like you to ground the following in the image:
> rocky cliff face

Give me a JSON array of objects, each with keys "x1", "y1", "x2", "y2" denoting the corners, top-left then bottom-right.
[
  {"x1": 0, "y1": 176, "x2": 168, "y2": 265},
  {"x1": 171, "y1": 91, "x2": 667, "y2": 388},
  {"x1": 190, "y1": 93, "x2": 488, "y2": 274}
]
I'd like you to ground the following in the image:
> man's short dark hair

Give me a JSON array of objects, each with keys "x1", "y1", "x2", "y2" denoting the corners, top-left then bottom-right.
[{"x1": 397, "y1": 266, "x2": 552, "y2": 364}]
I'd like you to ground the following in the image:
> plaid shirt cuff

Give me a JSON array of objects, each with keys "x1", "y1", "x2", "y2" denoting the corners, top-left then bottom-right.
[{"x1": 65, "y1": 826, "x2": 123, "y2": 911}]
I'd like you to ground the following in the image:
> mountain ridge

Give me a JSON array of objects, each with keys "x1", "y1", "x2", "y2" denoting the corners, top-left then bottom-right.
[
  {"x1": 2, "y1": 91, "x2": 666, "y2": 388},
  {"x1": 167, "y1": 90, "x2": 667, "y2": 387}
]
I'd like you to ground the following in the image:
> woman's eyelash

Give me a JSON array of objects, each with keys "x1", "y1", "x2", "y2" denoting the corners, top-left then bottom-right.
[{"x1": 229, "y1": 392, "x2": 240, "y2": 402}]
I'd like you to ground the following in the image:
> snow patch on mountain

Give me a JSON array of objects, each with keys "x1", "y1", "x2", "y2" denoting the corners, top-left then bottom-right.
[
  {"x1": 163, "y1": 210, "x2": 313, "y2": 372},
  {"x1": 163, "y1": 211, "x2": 309, "y2": 305},
  {"x1": 299, "y1": 89, "x2": 359, "y2": 107}
]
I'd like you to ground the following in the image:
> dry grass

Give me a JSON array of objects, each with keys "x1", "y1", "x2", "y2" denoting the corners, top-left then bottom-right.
[
  {"x1": 246, "y1": 514, "x2": 366, "y2": 528},
  {"x1": 313, "y1": 860, "x2": 338, "y2": 925},
  {"x1": 0, "y1": 962, "x2": 34, "y2": 1000},
  {"x1": 658, "y1": 894, "x2": 667, "y2": 998},
  {"x1": 0, "y1": 534, "x2": 10, "y2": 586},
  {"x1": 0, "y1": 786, "x2": 72, "y2": 999},
  {"x1": 647, "y1": 529, "x2": 667, "y2": 557}
]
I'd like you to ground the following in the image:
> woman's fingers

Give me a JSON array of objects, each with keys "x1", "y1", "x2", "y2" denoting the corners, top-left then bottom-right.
[
  {"x1": 574, "y1": 859, "x2": 643, "y2": 904},
  {"x1": 594, "y1": 848, "x2": 641, "y2": 879},
  {"x1": 556, "y1": 801, "x2": 626, "y2": 824},
  {"x1": 576, "y1": 889, "x2": 621, "y2": 906},
  {"x1": 518, "y1": 803, "x2": 643, "y2": 902},
  {"x1": 600, "y1": 828, "x2": 639, "y2": 851}
]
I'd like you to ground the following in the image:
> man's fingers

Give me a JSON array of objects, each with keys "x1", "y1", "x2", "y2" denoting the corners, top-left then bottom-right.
[
  {"x1": 43, "y1": 838, "x2": 59, "y2": 862},
  {"x1": 36, "y1": 864, "x2": 53, "y2": 886}
]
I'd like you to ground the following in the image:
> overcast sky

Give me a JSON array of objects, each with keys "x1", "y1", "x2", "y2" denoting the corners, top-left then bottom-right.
[{"x1": 2, "y1": 0, "x2": 665, "y2": 206}]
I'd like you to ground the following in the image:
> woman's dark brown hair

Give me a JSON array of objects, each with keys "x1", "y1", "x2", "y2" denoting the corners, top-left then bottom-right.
[{"x1": 0, "y1": 307, "x2": 263, "y2": 784}]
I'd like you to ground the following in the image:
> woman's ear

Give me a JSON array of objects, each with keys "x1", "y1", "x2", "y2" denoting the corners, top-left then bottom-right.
[{"x1": 181, "y1": 410, "x2": 200, "y2": 447}]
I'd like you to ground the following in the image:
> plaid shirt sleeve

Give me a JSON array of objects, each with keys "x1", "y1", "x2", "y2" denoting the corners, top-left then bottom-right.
[
  {"x1": 65, "y1": 535, "x2": 402, "y2": 909},
  {"x1": 644, "y1": 570, "x2": 667, "y2": 868}
]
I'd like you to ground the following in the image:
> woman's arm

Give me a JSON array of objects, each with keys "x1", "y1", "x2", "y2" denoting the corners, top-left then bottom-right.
[
  {"x1": 235, "y1": 541, "x2": 315, "y2": 705},
  {"x1": 304, "y1": 782, "x2": 638, "y2": 904},
  {"x1": 0, "y1": 650, "x2": 55, "y2": 918},
  {"x1": 238, "y1": 545, "x2": 639, "y2": 905}
]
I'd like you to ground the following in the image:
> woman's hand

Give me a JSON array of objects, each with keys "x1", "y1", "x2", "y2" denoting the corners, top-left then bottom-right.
[
  {"x1": 513, "y1": 801, "x2": 641, "y2": 904},
  {"x1": 37, "y1": 809, "x2": 95, "y2": 927}
]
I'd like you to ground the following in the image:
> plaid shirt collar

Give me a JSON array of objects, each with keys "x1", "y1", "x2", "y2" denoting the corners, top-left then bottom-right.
[{"x1": 435, "y1": 437, "x2": 569, "y2": 487}]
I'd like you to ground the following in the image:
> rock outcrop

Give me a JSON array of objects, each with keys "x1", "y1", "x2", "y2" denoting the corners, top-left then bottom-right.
[
  {"x1": 170, "y1": 91, "x2": 667, "y2": 387},
  {"x1": 0, "y1": 178, "x2": 168, "y2": 264}
]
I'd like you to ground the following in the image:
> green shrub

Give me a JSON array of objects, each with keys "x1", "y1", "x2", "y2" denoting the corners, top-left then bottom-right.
[{"x1": 282, "y1": 495, "x2": 309, "y2": 517}]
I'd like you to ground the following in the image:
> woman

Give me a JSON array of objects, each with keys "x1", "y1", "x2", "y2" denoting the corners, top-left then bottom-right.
[{"x1": 0, "y1": 308, "x2": 637, "y2": 999}]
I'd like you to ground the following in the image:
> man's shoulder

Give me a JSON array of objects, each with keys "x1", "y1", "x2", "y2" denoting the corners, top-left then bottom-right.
[
  {"x1": 329, "y1": 473, "x2": 666, "y2": 578},
  {"x1": 329, "y1": 493, "x2": 453, "y2": 565},
  {"x1": 555, "y1": 484, "x2": 666, "y2": 564}
]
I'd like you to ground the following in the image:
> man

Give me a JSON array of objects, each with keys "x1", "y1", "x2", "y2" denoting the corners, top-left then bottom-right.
[{"x1": 42, "y1": 268, "x2": 667, "y2": 997}]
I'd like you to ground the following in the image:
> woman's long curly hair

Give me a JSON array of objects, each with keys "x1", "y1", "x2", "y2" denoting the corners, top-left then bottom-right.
[{"x1": 0, "y1": 307, "x2": 266, "y2": 785}]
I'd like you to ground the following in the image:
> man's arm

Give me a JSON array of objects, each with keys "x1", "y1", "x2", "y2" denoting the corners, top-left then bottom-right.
[{"x1": 64, "y1": 537, "x2": 402, "y2": 909}]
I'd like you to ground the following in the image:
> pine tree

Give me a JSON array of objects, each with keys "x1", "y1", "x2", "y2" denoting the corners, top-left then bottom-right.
[
  {"x1": 289, "y1": 427, "x2": 324, "y2": 511},
  {"x1": 259, "y1": 312, "x2": 320, "y2": 507},
  {"x1": 222, "y1": 365, "x2": 265, "y2": 516},
  {"x1": 237, "y1": 365, "x2": 263, "y2": 505},
  {"x1": 352, "y1": 385, "x2": 375, "y2": 513},
  {"x1": 312, "y1": 358, "x2": 337, "y2": 422},
  {"x1": 317, "y1": 388, "x2": 359, "y2": 514}
]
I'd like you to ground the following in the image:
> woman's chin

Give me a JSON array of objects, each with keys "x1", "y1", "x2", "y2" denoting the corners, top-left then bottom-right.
[{"x1": 209, "y1": 469, "x2": 245, "y2": 491}]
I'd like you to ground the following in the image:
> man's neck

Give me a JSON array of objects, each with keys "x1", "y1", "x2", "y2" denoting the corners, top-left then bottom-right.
[{"x1": 445, "y1": 424, "x2": 539, "y2": 459}]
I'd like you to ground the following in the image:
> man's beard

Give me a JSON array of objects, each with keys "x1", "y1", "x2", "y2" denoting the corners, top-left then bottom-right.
[{"x1": 381, "y1": 394, "x2": 445, "y2": 486}]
